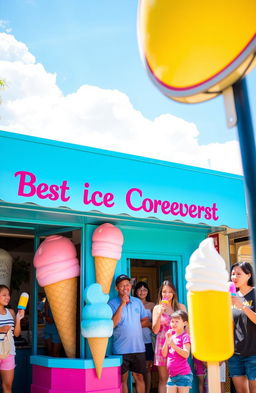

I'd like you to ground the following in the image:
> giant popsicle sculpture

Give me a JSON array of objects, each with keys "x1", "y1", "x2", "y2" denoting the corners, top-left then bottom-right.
[{"x1": 185, "y1": 238, "x2": 234, "y2": 392}]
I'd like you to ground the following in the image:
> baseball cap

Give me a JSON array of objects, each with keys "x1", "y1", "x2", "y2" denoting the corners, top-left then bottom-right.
[{"x1": 115, "y1": 274, "x2": 131, "y2": 286}]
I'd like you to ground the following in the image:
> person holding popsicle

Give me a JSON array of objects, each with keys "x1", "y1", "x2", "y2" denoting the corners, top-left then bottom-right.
[
  {"x1": 162, "y1": 310, "x2": 192, "y2": 393},
  {"x1": 0, "y1": 286, "x2": 25, "y2": 393},
  {"x1": 152, "y1": 280, "x2": 186, "y2": 393},
  {"x1": 229, "y1": 262, "x2": 256, "y2": 393}
]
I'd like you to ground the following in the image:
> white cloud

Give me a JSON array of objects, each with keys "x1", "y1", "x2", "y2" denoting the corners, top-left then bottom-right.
[
  {"x1": 0, "y1": 33, "x2": 242, "y2": 175},
  {"x1": 0, "y1": 21, "x2": 12, "y2": 34}
]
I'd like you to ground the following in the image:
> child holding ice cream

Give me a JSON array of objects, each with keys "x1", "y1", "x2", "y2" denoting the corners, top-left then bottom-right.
[
  {"x1": 162, "y1": 310, "x2": 193, "y2": 393},
  {"x1": 0, "y1": 285, "x2": 24, "y2": 393},
  {"x1": 152, "y1": 280, "x2": 186, "y2": 393}
]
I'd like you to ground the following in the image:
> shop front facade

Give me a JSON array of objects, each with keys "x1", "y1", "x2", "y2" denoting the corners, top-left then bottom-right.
[{"x1": 0, "y1": 130, "x2": 247, "y2": 393}]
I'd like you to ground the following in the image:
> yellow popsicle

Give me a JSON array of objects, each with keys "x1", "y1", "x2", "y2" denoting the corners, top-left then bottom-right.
[
  {"x1": 187, "y1": 290, "x2": 234, "y2": 361},
  {"x1": 18, "y1": 292, "x2": 29, "y2": 310}
]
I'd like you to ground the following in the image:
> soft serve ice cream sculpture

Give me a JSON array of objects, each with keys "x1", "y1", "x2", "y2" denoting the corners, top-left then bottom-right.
[
  {"x1": 34, "y1": 235, "x2": 80, "y2": 358},
  {"x1": 186, "y1": 238, "x2": 234, "y2": 393},
  {"x1": 92, "y1": 223, "x2": 124, "y2": 294},
  {"x1": 81, "y1": 283, "x2": 113, "y2": 378}
]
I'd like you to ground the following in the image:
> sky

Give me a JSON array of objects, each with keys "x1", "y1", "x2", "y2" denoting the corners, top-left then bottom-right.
[{"x1": 0, "y1": 0, "x2": 255, "y2": 175}]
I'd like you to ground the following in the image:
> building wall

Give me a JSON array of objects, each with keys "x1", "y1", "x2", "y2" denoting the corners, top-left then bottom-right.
[{"x1": 86, "y1": 223, "x2": 210, "y2": 304}]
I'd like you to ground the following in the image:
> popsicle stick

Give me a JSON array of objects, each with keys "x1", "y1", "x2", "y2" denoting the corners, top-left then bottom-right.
[{"x1": 207, "y1": 362, "x2": 221, "y2": 393}]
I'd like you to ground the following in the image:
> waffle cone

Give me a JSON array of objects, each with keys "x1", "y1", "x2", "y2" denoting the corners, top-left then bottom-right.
[
  {"x1": 44, "y1": 277, "x2": 77, "y2": 358},
  {"x1": 88, "y1": 337, "x2": 108, "y2": 379},
  {"x1": 94, "y1": 257, "x2": 117, "y2": 293}
]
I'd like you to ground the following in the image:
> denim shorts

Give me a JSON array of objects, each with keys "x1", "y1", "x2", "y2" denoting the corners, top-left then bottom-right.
[
  {"x1": 167, "y1": 373, "x2": 193, "y2": 387},
  {"x1": 228, "y1": 354, "x2": 256, "y2": 380}
]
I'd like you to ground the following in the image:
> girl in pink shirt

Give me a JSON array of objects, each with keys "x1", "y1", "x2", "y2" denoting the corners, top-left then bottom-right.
[{"x1": 162, "y1": 310, "x2": 193, "y2": 393}]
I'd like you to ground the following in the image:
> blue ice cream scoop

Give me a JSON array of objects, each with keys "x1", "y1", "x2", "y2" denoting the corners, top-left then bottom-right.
[
  {"x1": 81, "y1": 283, "x2": 113, "y2": 338},
  {"x1": 81, "y1": 283, "x2": 114, "y2": 379}
]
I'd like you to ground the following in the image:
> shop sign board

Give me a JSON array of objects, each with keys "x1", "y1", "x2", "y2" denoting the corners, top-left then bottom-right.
[{"x1": 0, "y1": 131, "x2": 247, "y2": 228}]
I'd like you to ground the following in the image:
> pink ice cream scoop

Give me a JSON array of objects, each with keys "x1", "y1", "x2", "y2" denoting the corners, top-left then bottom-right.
[
  {"x1": 34, "y1": 235, "x2": 80, "y2": 287},
  {"x1": 92, "y1": 223, "x2": 124, "y2": 259},
  {"x1": 92, "y1": 223, "x2": 124, "y2": 294},
  {"x1": 33, "y1": 235, "x2": 80, "y2": 358}
]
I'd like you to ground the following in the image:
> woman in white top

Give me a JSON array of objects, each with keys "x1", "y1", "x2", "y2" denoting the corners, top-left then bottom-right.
[
  {"x1": 134, "y1": 281, "x2": 155, "y2": 393},
  {"x1": 0, "y1": 285, "x2": 24, "y2": 393}
]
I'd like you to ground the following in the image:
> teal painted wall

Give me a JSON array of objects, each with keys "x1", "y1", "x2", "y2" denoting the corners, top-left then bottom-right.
[{"x1": 85, "y1": 223, "x2": 210, "y2": 304}]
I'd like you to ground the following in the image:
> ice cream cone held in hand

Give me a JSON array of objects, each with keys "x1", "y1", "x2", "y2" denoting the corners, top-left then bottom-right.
[
  {"x1": 92, "y1": 223, "x2": 124, "y2": 294},
  {"x1": 33, "y1": 235, "x2": 80, "y2": 358},
  {"x1": 81, "y1": 283, "x2": 113, "y2": 378}
]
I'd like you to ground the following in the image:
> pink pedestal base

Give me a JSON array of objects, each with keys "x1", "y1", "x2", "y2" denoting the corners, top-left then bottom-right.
[{"x1": 31, "y1": 365, "x2": 122, "y2": 393}]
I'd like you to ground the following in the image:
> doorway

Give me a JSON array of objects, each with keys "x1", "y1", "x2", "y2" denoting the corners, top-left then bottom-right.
[
  {"x1": 130, "y1": 258, "x2": 178, "y2": 304},
  {"x1": 130, "y1": 258, "x2": 178, "y2": 393}
]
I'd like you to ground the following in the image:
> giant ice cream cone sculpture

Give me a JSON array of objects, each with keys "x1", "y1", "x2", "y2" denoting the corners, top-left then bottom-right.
[
  {"x1": 0, "y1": 249, "x2": 13, "y2": 288},
  {"x1": 185, "y1": 238, "x2": 234, "y2": 393},
  {"x1": 81, "y1": 283, "x2": 113, "y2": 378},
  {"x1": 92, "y1": 223, "x2": 124, "y2": 294},
  {"x1": 34, "y1": 235, "x2": 80, "y2": 358}
]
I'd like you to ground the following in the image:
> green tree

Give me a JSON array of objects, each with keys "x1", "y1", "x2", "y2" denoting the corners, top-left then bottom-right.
[{"x1": 0, "y1": 79, "x2": 6, "y2": 103}]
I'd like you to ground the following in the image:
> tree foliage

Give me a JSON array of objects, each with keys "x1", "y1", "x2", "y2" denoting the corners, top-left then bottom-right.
[{"x1": 0, "y1": 79, "x2": 6, "y2": 104}]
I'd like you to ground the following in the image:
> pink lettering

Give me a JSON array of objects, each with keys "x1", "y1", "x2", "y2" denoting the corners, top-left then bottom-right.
[
  {"x1": 179, "y1": 203, "x2": 189, "y2": 217},
  {"x1": 83, "y1": 182, "x2": 114, "y2": 208},
  {"x1": 197, "y1": 206, "x2": 205, "y2": 218},
  {"x1": 212, "y1": 203, "x2": 219, "y2": 221},
  {"x1": 91, "y1": 190, "x2": 104, "y2": 207},
  {"x1": 15, "y1": 171, "x2": 36, "y2": 197},
  {"x1": 125, "y1": 188, "x2": 142, "y2": 211},
  {"x1": 142, "y1": 198, "x2": 154, "y2": 213},
  {"x1": 125, "y1": 188, "x2": 219, "y2": 222},
  {"x1": 37, "y1": 183, "x2": 49, "y2": 199},
  {"x1": 49, "y1": 184, "x2": 60, "y2": 201},
  {"x1": 59, "y1": 181, "x2": 70, "y2": 202},
  {"x1": 170, "y1": 202, "x2": 179, "y2": 215},
  {"x1": 161, "y1": 200, "x2": 171, "y2": 214},
  {"x1": 204, "y1": 206, "x2": 212, "y2": 220},
  {"x1": 103, "y1": 193, "x2": 115, "y2": 208},
  {"x1": 14, "y1": 171, "x2": 70, "y2": 202},
  {"x1": 188, "y1": 204, "x2": 197, "y2": 218}
]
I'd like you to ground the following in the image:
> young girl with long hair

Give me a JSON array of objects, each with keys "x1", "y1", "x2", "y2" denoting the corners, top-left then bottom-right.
[
  {"x1": 0, "y1": 285, "x2": 24, "y2": 393},
  {"x1": 152, "y1": 280, "x2": 186, "y2": 393}
]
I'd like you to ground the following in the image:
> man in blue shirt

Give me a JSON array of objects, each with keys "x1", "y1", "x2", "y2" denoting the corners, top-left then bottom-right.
[{"x1": 108, "y1": 274, "x2": 149, "y2": 393}]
